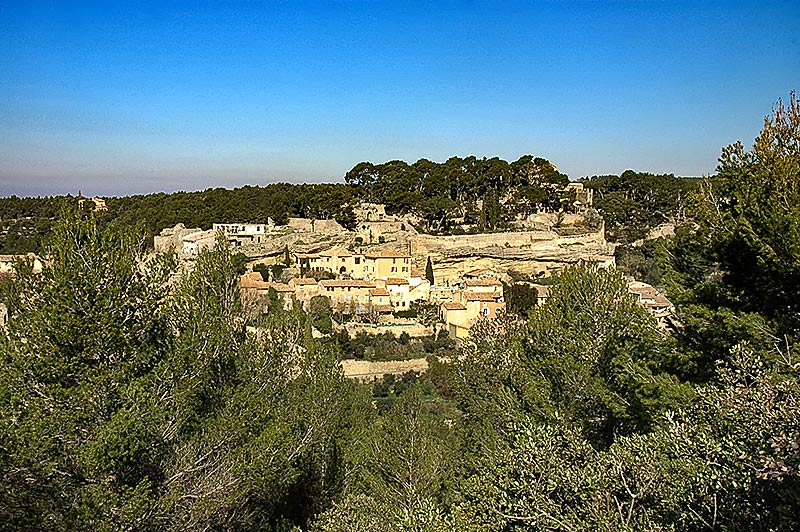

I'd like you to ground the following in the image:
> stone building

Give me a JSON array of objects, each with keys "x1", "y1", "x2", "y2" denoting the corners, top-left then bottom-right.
[{"x1": 213, "y1": 223, "x2": 271, "y2": 246}]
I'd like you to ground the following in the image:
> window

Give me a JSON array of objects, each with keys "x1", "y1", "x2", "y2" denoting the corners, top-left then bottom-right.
[
  {"x1": 402, "y1": 267, "x2": 408, "y2": 272},
  {"x1": 355, "y1": 257, "x2": 361, "y2": 264},
  {"x1": 345, "y1": 295, "x2": 351, "y2": 301},
  {"x1": 391, "y1": 267, "x2": 397, "y2": 273}
]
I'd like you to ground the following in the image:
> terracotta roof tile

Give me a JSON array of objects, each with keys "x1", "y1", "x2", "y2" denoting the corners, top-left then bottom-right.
[
  {"x1": 319, "y1": 280, "x2": 376, "y2": 288},
  {"x1": 369, "y1": 288, "x2": 390, "y2": 296},
  {"x1": 364, "y1": 250, "x2": 411, "y2": 259},
  {"x1": 464, "y1": 292, "x2": 502, "y2": 302},
  {"x1": 465, "y1": 277, "x2": 502, "y2": 286},
  {"x1": 291, "y1": 277, "x2": 318, "y2": 285}
]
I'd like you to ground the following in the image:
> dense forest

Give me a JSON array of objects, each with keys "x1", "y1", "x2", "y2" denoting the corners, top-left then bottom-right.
[
  {"x1": 1, "y1": 95, "x2": 798, "y2": 530},
  {"x1": 0, "y1": 153, "x2": 698, "y2": 253}
]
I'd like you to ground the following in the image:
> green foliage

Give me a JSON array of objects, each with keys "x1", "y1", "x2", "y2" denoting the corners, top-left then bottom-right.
[
  {"x1": 309, "y1": 295, "x2": 333, "y2": 334},
  {"x1": 585, "y1": 170, "x2": 700, "y2": 243},
  {"x1": 344, "y1": 155, "x2": 566, "y2": 233},
  {"x1": 315, "y1": 387, "x2": 458, "y2": 532},
  {"x1": 0, "y1": 210, "x2": 368, "y2": 530},
  {"x1": 335, "y1": 329, "x2": 455, "y2": 362},
  {"x1": 663, "y1": 92, "x2": 800, "y2": 376},
  {"x1": 615, "y1": 238, "x2": 667, "y2": 286},
  {"x1": 232, "y1": 251, "x2": 249, "y2": 275},
  {"x1": 502, "y1": 281, "x2": 538, "y2": 318},
  {"x1": 0, "y1": 209, "x2": 174, "y2": 528},
  {"x1": 457, "y1": 265, "x2": 693, "y2": 449},
  {"x1": 0, "y1": 184, "x2": 360, "y2": 253},
  {"x1": 455, "y1": 344, "x2": 799, "y2": 532},
  {"x1": 425, "y1": 256, "x2": 435, "y2": 285}
]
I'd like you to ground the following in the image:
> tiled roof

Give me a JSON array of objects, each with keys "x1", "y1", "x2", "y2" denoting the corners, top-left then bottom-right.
[
  {"x1": 371, "y1": 304, "x2": 394, "y2": 313},
  {"x1": 269, "y1": 283, "x2": 295, "y2": 293},
  {"x1": 318, "y1": 247, "x2": 352, "y2": 257},
  {"x1": 364, "y1": 250, "x2": 411, "y2": 259},
  {"x1": 442, "y1": 302, "x2": 467, "y2": 310},
  {"x1": 291, "y1": 277, "x2": 319, "y2": 285},
  {"x1": 369, "y1": 288, "x2": 390, "y2": 296},
  {"x1": 240, "y1": 275, "x2": 270, "y2": 289},
  {"x1": 464, "y1": 277, "x2": 502, "y2": 286},
  {"x1": 464, "y1": 292, "x2": 502, "y2": 302},
  {"x1": 385, "y1": 277, "x2": 410, "y2": 285},
  {"x1": 319, "y1": 280, "x2": 376, "y2": 288},
  {"x1": 630, "y1": 286, "x2": 658, "y2": 300}
]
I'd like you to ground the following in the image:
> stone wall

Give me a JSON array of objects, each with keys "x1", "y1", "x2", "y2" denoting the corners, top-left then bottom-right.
[
  {"x1": 286, "y1": 217, "x2": 345, "y2": 234},
  {"x1": 355, "y1": 220, "x2": 418, "y2": 244}
]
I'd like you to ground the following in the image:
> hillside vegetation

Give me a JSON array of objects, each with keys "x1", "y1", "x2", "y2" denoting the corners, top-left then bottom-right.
[
  {"x1": 1, "y1": 155, "x2": 698, "y2": 254},
  {"x1": 1, "y1": 94, "x2": 798, "y2": 530}
]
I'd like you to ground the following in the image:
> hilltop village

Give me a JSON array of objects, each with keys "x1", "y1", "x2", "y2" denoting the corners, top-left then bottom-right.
[
  {"x1": 151, "y1": 185, "x2": 673, "y2": 341},
  {"x1": 0, "y1": 181, "x2": 675, "y2": 341}
]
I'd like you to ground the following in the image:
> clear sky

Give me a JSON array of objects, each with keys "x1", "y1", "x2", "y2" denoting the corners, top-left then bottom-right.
[{"x1": 1, "y1": 0, "x2": 798, "y2": 196}]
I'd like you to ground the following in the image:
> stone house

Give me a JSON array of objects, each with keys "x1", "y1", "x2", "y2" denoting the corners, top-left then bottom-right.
[
  {"x1": 318, "y1": 279, "x2": 376, "y2": 314},
  {"x1": 460, "y1": 292, "x2": 505, "y2": 320},
  {"x1": 213, "y1": 223, "x2": 271, "y2": 247},
  {"x1": 362, "y1": 250, "x2": 412, "y2": 280},
  {"x1": 297, "y1": 248, "x2": 413, "y2": 281},
  {"x1": 380, "y1": 277, "x2": 412, "y2": 310},
  {"x1": 531, "y1": 284, "x2": 551, "y2": 305},
  {"x1": 240, "y1": 273, "x2": 294, "y2": 311},
  {"x1": 289, "y1": 277, "x2": 320, "y2": 309},
  {"x1": 628, "y1": 280, "x2": 674, "y2": 319},
  {"x1": 182, "y1": 230, "x2": 217, "y2": 256},
  {"x1": 463, "y1": 276, "x2": 503, "y2": 294}
]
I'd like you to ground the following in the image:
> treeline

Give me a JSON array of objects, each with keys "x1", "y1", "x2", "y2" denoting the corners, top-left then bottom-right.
[
  {"x1": 0, "y1": 184, "x2": 358, "y2": 253},
  {"x1": 584, "y1": 170, "x2": 701, "y2": 243},
  {"x1": 345, "y1": 155, "x2": 570, "y2": 231},
  {"x1": 0, "y1": 155, "x2": 571, "y2": 253},
  {"x1": 1, "y1": 95, "x2": 798, "y2": 530},
  {"x1": 0, "y1": 156, "x2": 702, "y2": 254}
]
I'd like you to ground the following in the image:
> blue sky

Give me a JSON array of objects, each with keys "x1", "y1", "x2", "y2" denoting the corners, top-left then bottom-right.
[{"x1": 1, "y1": 1, "x2": 798, "y2": 196}]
